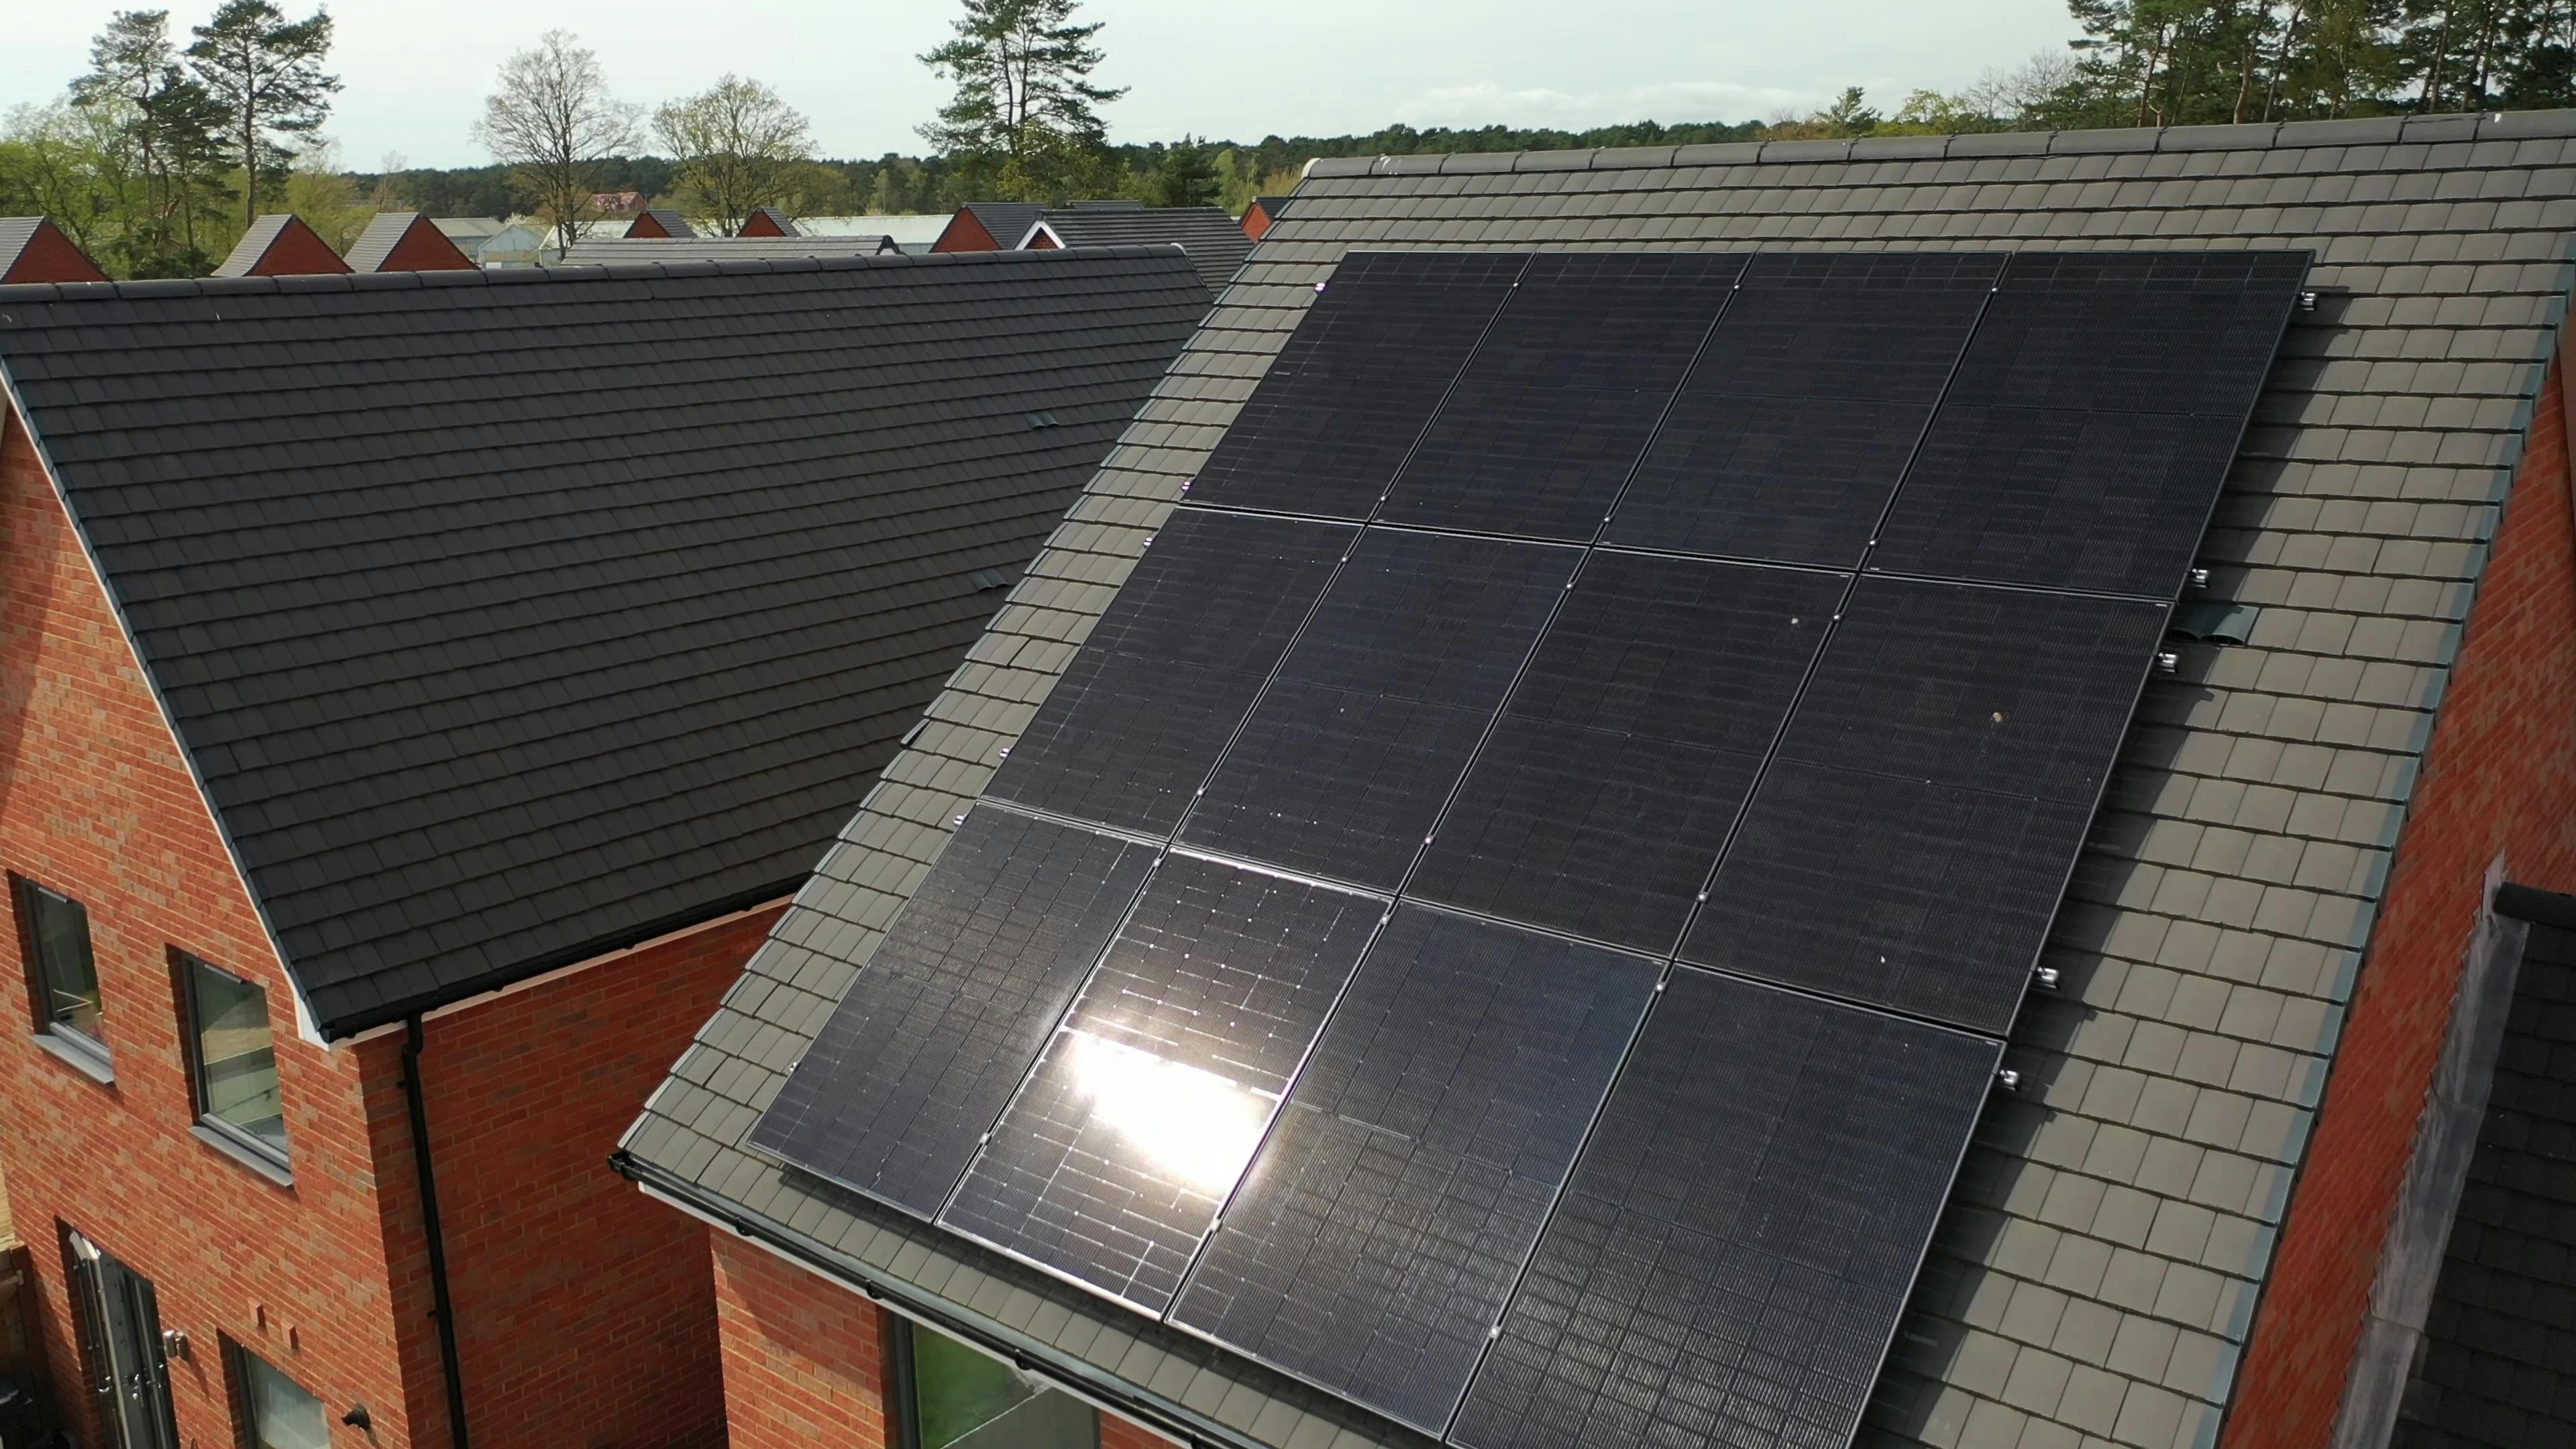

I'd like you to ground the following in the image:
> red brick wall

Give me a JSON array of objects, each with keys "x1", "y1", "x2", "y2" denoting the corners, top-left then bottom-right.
[
  {"x1": 711, "y1": 1232, "x2": 895, "y2": 1448},
  {"x1": 422, "y1": 904, "x2": 781, "y2": 1449},
  {"x1": 2224, "y1": 360, "x2": 2576, "y2": 1444},
  {"x1": 627, "y1": 214, "x2": 676, "y2": 239},
  {"x1": 930, "y1": 211, "x2": 1000, "y2": 253},
  {"x1": 1099, "y1": 1409, "x2": 1179, "y2": 1447},
  {"x1": 740, "y1": 211, "x2": 790, "y2": 238},
  {"x1": 376, "y1": 219, "x2": 476, "y2": 272},
  {"x1": 1022, "y1": 228, "x2": 1060, "y2": 250},
  {"x1": 1239, "y1": 207, "x2": 1273, "y2": 244},
  {"x1": 235, "y1": 217, "x2": 352, "y2": 276},
  {"x1": 0, "y1": 402, "x2": 428, "y2": 1446},
  {"x1": 1, "y1": 221, "x2": 107, "y2": 284}
]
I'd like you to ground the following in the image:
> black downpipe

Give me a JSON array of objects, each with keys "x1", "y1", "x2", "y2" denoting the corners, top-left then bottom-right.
[{"x1": 403, "y1": 1017, "x2": 472, "y2": 1449}]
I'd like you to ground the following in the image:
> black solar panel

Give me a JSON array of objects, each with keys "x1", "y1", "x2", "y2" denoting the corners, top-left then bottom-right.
[
  {"x1": 1448, "y1": 969, "x2": 1998, "y2": 1449},
  {"x1": 1380, "y1": 254, "x2": 1741, "y2": 540},
  {"x1": 1943, "y1": 250, "x2": 2307, "y2": 418},
  {"x1": 1683, "y1": 578, "x2": 2169, "y2": 1032},
  {"x1": 741, "y1": 246, "x2": 2310, "y2": 1449},
  {"x1": 988, "y1": 510, "x2": 1353, "y2": 833},
  {"x1": 1870, "y1": 405, "x2": 2250, "y2": 596},
  {"x1": 1190, "y1": 251, "x2": 1528, "y2": 519},
  {"x1": 749, "y1": 807, "x2": 1156, "y2": 1214},
  {"x1": 1411, "y1": 554, "x2": 1842, "y2": 952},
  {"x1": 1609, "y1": 252, "x2": 1998, "y2": 566},
  {"x1": 1172, "y1": 906, "x2": 1657, "y2": 1433},
  {"x1": 1184, "y1": 529, "x2": 1578, "y2": 889},
  {"x1": 939, "y1": 854, "x2": 1383, "y2": 1313}
]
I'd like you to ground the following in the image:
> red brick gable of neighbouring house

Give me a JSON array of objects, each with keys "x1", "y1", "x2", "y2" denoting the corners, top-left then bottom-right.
[
  {"x1": 211, "y1": 215, "x2": 350, "y2": 278},
  {"x1": 0, "y1": 220, "x2": 107, "y2": 285}
]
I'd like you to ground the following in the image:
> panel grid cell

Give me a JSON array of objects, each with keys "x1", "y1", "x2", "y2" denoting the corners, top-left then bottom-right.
[
  {"x1": 1171, "y1": 906, "x2": 1658, "y2": 1434},
  {"x1": 1447, "y1": 969, "x2": 2000, "y2": 1449},
  {"x1": 938, "y1": 854, "x2": 1383, "y2": 1314},
  {"x1": 749, "y1": 806, "x2": 1157, "y2": 1214},
  {"x1": 1411, "y1": 553, "x2": 1843, "y2": 953},
  {"x1": 987, "y1": 509, "x2": 1354, "y2": 835},
  {"x1": 1189, "y1": 250, "x2": 1530, "y2": 520},
  {"x1": 1184, "y1": 529, "x2": 1578, "y2": 890}
]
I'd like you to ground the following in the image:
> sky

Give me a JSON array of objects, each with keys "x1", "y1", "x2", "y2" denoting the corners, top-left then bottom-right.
[{"x1": 4, "y1": 0, "x2": 2076, "y2": 172}]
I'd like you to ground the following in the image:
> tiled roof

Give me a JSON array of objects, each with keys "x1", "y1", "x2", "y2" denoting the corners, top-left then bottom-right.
[
  {"x1": 959, "y1": 202, "x2": 1046, "y2": 246},
  {"x1": 343, "y1": 211, "x2": 419, "y2": 272},
  {"x1": 1028, "y1": 205, "x2": 1254, "y2": 297},
  {"x1": 556, "y1": 235, "x2": 898, "y2": 266},
  {"x1": 622, "y1": 112, "x2": 2576, "y2": 1449},
  {"x1": 2394, "y1": 892, "x2": 2576, "y2": 1448},
  {"x1": 211, "y1": 215, "x2": 294, "y2": 276},
  {"x1": 0, "y1": 248, "x2": 1205, "y2": 1039},
  {"x1": 0, "y1": 219, "x2": 40, "y2": 274},
  {"x1": 631, "y1": 207, "x2": 696, "y2": 238}
]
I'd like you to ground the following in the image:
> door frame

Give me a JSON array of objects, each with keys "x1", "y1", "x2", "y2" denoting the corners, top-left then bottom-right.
[{"x1": 62, "y1": 1228, "x2": 178, "y2": 1449}]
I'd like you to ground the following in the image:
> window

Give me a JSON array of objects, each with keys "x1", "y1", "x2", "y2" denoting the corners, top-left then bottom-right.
[
  {"x1": 15, "y1": 877, "x2": 107, "y2": 1065},
  {"x1": 235, "y1": 1348, "x2": 328, "y2": 1449},
  {"x1": 890, "y1": 1319, "x2": 1095, "y2": 1449},
  {"x1": 180, "y1": 955, "x2": 287, "y2": 1169}
]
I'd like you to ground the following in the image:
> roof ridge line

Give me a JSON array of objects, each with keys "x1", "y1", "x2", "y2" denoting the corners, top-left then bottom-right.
[{"x1": 1304, "y1": 107, "x2": 2576, "y2": 179}]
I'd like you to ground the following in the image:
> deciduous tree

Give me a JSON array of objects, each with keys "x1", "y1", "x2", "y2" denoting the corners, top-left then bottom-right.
[
  {"x1": 473, "y1": 31, "x2": 641, "y2": 260},
  {"x1": 654, "y1": 75, "x2": 814, "y2": 235}
]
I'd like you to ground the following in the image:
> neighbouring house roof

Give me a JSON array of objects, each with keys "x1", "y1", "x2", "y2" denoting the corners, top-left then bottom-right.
[
  {"x1": 433, "y1": 217, "x2": 505, "y2": 240},
  {"x1": 620, "y1": 112, "x2": 2576, "y2": 1449},
  {"x1": 554, "y1": 236, "x2": 900, "y2": 266},
  {"x1": 628, "y1": 208, "x2": 696, "y2": 239},
  {"x1": 800, "y1": 215, "x2": 953, "y2": 253},
  {"x1": 342, "y1": 211, "x2": 476, "y2": 273},
  {"x1": 0, "y1": 247, "x2": 1205, "y2": 1040},
  {"x1": 743, "y1": 207, "x2": 800, "y2": 237},
  {"x1": 0, "y1": 217, "x2": 107, "y2": 285},
  {"x1": 2392, "y1": 885, "x2": 2576, "y2": 1448},
  {"x1": 213, "y1": 215, "x2": 351, "y2": 278},
  {"x1": 1022, "y1": 204, "x2": 1254, "y2": 299},
  {"x1": 936, "y1": 202, "x2": 1048, "y2": 252}
]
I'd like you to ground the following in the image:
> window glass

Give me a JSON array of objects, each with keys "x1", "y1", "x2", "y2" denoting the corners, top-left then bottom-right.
[
  {"x1": 186, "y1": 958, "x2": 286, "y2": 1159},
  {"x1": 909, "y1": 1323, "x2": 1093, "y2": 1448},
  {"x1": 19, "y1": 880, "x2": 104, "y2": 1049},
  {"x1": 241, "y1": 1352, "x2": 328, "y2": 1449}
]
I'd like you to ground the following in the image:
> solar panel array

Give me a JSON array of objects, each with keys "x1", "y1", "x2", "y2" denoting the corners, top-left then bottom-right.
[{"x1": 753, "y1": 246, "x2": 2306, "y2": 1448}]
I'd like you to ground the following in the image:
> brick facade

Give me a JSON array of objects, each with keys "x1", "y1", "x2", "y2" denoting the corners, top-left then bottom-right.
[
  {"x1": 710, "y1": 1233, "x2": 1180, "y2": 1449},
  {"x1": 423, "y1": 904, "x2": 779, "y2": 1449},
  {"x1": 0, "y1": 400, "x2": 762, "y2": 1446},
  {"x1": 372, "y1": 219, "x2": 476, "y2": 272},
  {"x1": 0, "y1": 221, "x2": 108, "y2": 285},
  {"x1": 2224, "y1": 356, "x2": 2576, "y2": 1444},
  {"x1": 928, "y1": 212, "x2": 1001, "y2": 253}
]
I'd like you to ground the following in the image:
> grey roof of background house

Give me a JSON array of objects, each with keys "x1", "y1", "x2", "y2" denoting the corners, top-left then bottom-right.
[
  {"x1": 1026, "y1": 204, "x2": 1255, "y2": 297},
  {"x1": 954, "y1": 202, "x2": 1048, "y2": 249},
  {"x1": 342, "y1": 211, "x2": 443, "y2": 272},
  {"x1": 624, "y1": 112, "x2": 2576, "y2": 1449},
  {"x1": 211, "y1": 215, "x2": 297, "y2": 276},
  {"x1": 0, "y1": 218, "x2": 40, "y2": 273},
  {"x1": 0, "y1": 248, "x2": 1203, "y2": 1039},
  {"x1": 556, "y1": 235, "x2": 899, "y2": 266}
]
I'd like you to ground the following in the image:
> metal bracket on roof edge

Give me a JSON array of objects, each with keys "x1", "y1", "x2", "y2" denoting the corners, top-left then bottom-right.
[
  {"x1": 2188, "y1": 567, "x2": 2211, "y2": 592},
  {"x1": 2034, "y1": 965, "x2": 2062, "y2": 991},
  {"x1": 2155, "y1": 651, "x2": 2181, "y2": 675},
  {"x1": 1995, "y1": 1069, "x2": 2023, "y2": 1093}
]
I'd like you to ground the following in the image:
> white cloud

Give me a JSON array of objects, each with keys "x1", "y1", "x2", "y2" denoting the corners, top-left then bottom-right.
[{"x1": 1396, "y1": 78, "x2": 1827, "y2": 130}]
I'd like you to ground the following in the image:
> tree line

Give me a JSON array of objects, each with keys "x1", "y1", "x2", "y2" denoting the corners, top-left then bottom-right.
[{"x1": 10, "y1": 0, "x2": 2576, "y2": 278}]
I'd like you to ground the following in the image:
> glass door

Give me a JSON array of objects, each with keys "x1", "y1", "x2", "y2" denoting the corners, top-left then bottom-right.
[{"x1": 66, "y1": 1230, "x2": 178, "y2": 1449}]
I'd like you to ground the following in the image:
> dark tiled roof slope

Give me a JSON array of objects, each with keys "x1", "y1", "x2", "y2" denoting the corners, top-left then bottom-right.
[
  {"x1": 2396, "y1": 918, "x2": 2576, "y2": 1448},
  {"x1": 631, "y1": 207, "x2": 696, "y2": 238},
  {"x1": 0, "y1": 248, "x2": 1205, "y2": 1038},
  {"x1": 1034, "y1": 205, "x2": 1254, "y2": 297},
  {"x1": 557, "y1": 236, "x2": 898, "y2": 266},
  {"x1": 959, "y1": 201, "x2": 1046, "y2": 247},
  {"x1": 623, "y1": 113, "x2": 2576, "y2": 1449}
]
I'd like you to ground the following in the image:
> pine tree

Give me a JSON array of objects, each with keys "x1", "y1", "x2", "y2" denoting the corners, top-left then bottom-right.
[
  {"x1": 74, "y1": 9, "x2": 229, "y2": 272},
  {"x1": 920, "y1": 0, "x2": 1126, "y2": 202},
  {"x1": 186, "y1": 0, "x2": 339, "y2": 225},
  {"x1": 1152, "y1": 136, "x2": 1218, "y2": 207}
]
